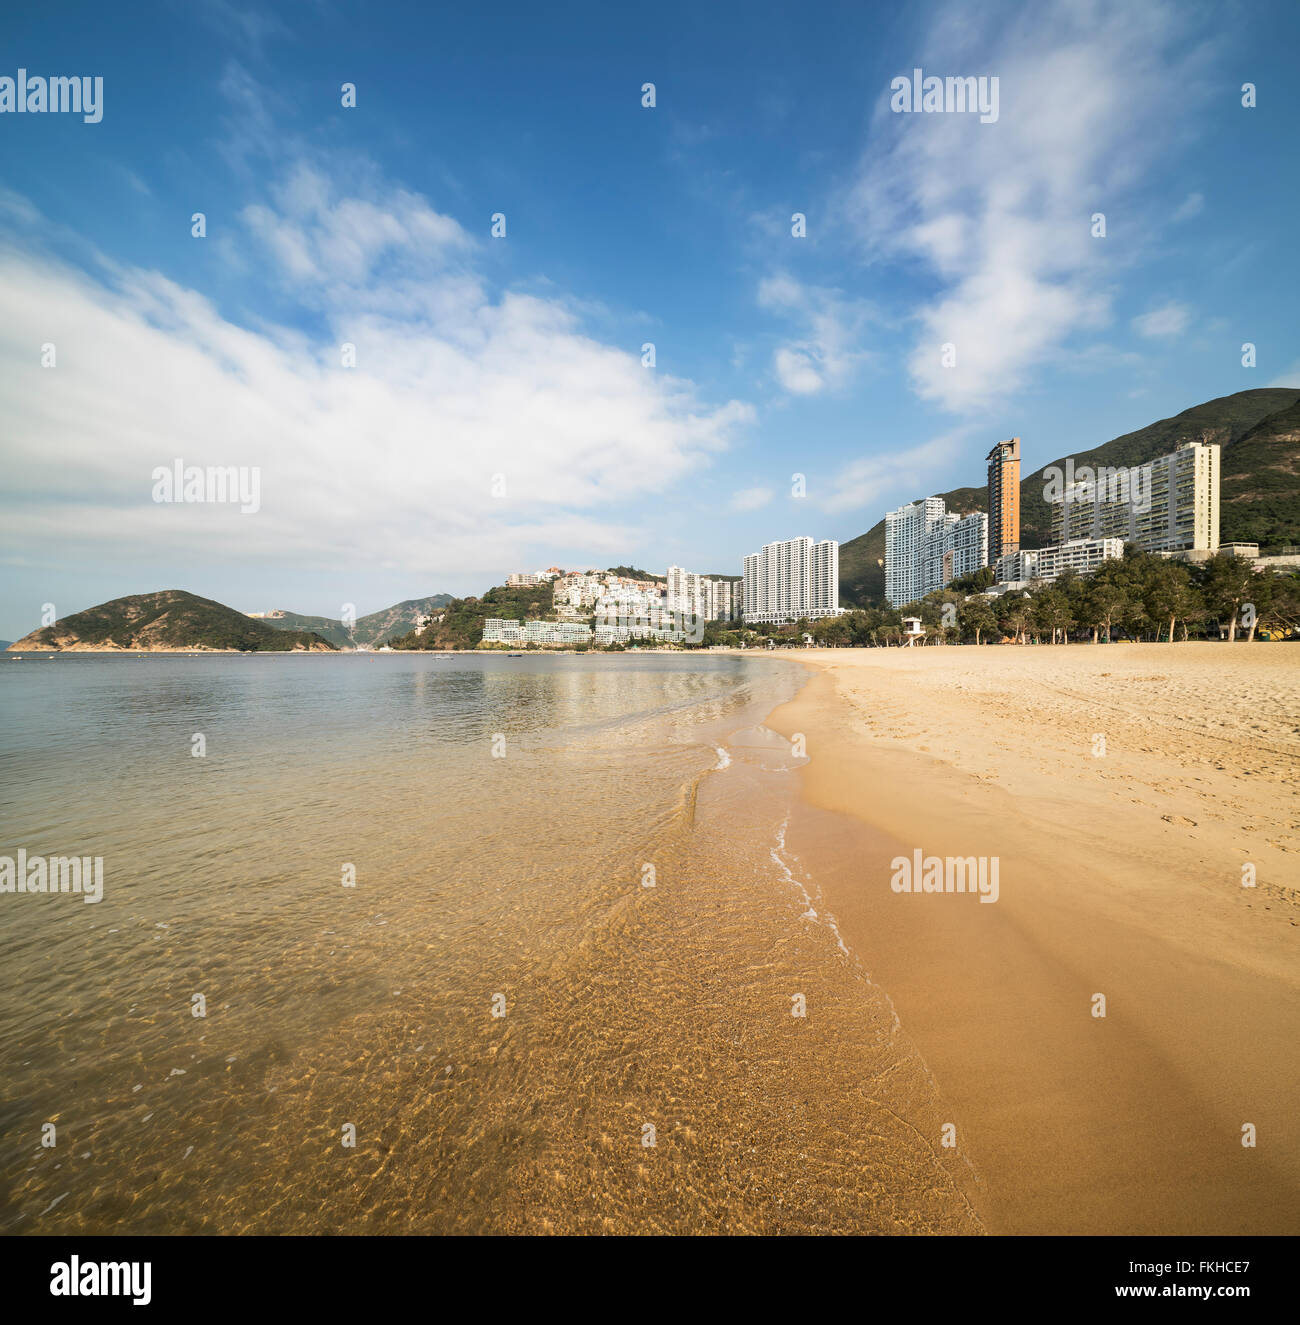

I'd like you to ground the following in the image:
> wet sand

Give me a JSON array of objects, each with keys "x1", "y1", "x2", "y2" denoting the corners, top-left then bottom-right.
[{"x1": 762, "y1": 642, "x2": 1300, "y2": 1235}]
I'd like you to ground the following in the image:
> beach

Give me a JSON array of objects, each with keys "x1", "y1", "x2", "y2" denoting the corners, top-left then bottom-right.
[
  {"x1": 764, "y1": 642, "x2": 1300, "y2": 1234},
  {"x1": 3, "y1": 645, "x2": 1295, "y2": 1235}
]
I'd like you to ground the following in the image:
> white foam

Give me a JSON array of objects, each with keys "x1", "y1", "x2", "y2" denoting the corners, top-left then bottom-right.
[{"x1": 770, "y1": 818, "x2": 852, "y2": 960}]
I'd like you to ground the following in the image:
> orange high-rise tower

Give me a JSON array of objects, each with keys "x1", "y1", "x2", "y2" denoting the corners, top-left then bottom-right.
[{"x1": 986, "y1": 437, "x2": 1021, "y2": 563}]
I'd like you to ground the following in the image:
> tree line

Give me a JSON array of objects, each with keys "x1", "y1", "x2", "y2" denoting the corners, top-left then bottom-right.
[{"x1": 707, "y1": 550, "x2": 1300, "y2": 648}]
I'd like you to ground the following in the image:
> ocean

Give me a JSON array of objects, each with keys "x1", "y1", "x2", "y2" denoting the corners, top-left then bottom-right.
[{"x1": 0, "y1": 652, "x2": 979, "y2": 1233}]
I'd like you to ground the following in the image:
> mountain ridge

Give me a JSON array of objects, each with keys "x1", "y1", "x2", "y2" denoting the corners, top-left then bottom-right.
[{"x1": 259, "y1": 595, "x2": 454, "y2": 649}]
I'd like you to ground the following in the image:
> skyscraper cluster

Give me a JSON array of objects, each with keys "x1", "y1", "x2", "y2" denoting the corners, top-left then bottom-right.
[
  {"x1": 883, "y1": 437, "x2": 1017, "y2": 606},
  {"x1": 883, "y1": 434, "x2": 1225, "y2": 606},
  {"x1": 884, "y1": 501, "x2": 989, "y2": 606},
  {"x1": 665, "y1": 567, "x2": 738, "y2": 622}
]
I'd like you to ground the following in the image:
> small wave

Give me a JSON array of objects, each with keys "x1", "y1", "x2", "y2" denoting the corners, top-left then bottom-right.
[
  {"x1": 770, "y1": 819, "x2": 852, "y2": 960},
  {"x1": 712, "y1": 746, "x2": 731, "y2": 770}
]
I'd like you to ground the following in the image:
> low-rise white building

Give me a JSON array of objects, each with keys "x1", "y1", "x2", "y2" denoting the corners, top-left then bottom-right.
[
  {"x1": 482, "y1": 618, "x2": 592, "y2": 646},
  {"x1": 995, "y1": 537, "x2": 1124, "y2": 586}
]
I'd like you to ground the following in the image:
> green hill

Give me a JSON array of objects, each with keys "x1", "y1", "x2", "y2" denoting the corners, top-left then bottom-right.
[
  {"x1": 257, "y1": 610, "x2": 356, "y2": 649},
  {"x1": 9, "y1": 590, "x2": 336, "y2": 652},
  {"x1": 389, "y1": 581, "x2": 555, "y2": 650},
  {"x1": 840, "y1": 388, "x2": 1300, "y2": 606},
  {"x1": 605, "y1": 566, "x2": 665, "y2": 582},
  {"x1": 1219, "y1": 398, "x2": 1300, "y2": 550},
  {"x1": 260, "y1": 594, "x2": 454, "y2": 649}
]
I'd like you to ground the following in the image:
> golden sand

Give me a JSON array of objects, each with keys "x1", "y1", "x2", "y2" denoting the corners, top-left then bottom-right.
[{"x1": 764, "y1": 642, "x2": 1300, "y2": 1234}]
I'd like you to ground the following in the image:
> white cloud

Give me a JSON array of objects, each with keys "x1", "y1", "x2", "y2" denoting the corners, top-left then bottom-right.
[
  {"x1": 240, "y1": 161, "x2": 475, "y2": 294},
  {"x1": 821, "y1": 430, "x2": 973, "y2": 514},
  {"x1": 199, "y1": 0, "x2": 290, "y2": 54},
  {"x1": 0, "y1": 169, "x2": 754, "y2": 579},
  {"x1": 1132, "y1": 301, "x2": 1191, "y2": 338},
  {"x1": 844, "y1": 0, "x2": 1212, "y2": 412},
  {"x1": 759, "y1": 272, "x2": 874, "y2": 396},
  {"x1": 1172, "y1": 191, "x2": 1204, "y2": 222},
  {"x1": 729, "y1": 485, "x2": 775, "y2": 512},
  {"x1": 772, "y1": 346, "x2": 825, "y2": 394}
]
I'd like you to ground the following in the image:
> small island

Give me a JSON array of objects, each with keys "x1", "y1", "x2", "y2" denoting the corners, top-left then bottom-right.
[{"x1": 8, "y1": 590, "x2": 335, "y2": 652}]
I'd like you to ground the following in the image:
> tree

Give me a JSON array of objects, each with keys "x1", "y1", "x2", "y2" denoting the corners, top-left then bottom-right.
[
  {"x1": 997, "y1": 594, "x2": 1031, "y2": 644},
  {"x1": 1201, "y1": 552, "x2": 1257, "y2": 641},
  {"x1": 1144, "y1": 560, "x2": 1200, "y2": 643},
  {"x1": 1239, "y1": 569, "x2": 1274, "y2": 643},
  {"x1": 1258, "y1": 571, "x2": 1300, "y2": 638},
  {"x1": 1032, "y1": 587, "x2": 1074, "y2": 644},
  {"x1": 931, "y1": 590, "x2": 963, "y2": 644},
  {"x1": 1085, "y1": 580, "x2": 1129, "y2": 643},
  {"x1": 950, "y1": 565, "x2": 995, "y2": 593},
  {"x1": 812, "y1": 616, "x2": 851, "y2": 647},
  {"x1": 959, "y1": 596, "x2": 997, "y2": 645}
]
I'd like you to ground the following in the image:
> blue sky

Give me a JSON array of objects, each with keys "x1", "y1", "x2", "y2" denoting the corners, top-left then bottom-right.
[{"x1": 2, "y1": 0, "x2": 1298, "y2": 636}]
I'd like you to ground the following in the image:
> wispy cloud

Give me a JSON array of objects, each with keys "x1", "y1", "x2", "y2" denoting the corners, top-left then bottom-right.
[
  {"x1": 1132, "y1": 301, "x2": 1191, "y2": 338},
  {"x1": 843, "y1": 0, "x2": 1212, "y2": 412},
  {"x1": 1172, "y1": 191, "x2": 1205, "y2": 222},
  {"x1": 241, "y1": 160, "x2": 475, "y2": 294},
  {"x1": 821, "y1": 430, "x2": 973, "y2": 514},
  {"x1": 198, "y1": 0, "x2": 290, "y2": 57},
  {"x1": 758, "y1": 272, "x2": 875, "y2": 396},
  {"x1": 729, "y1": 485, "x2": 774, "y2": 512}
]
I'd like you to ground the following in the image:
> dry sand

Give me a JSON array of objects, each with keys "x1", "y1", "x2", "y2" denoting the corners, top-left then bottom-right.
[{"x1": 762, "y1": 641, "x2": 1300, "y2": 1234}]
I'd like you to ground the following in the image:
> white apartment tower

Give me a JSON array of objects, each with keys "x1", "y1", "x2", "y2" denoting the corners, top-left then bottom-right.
[
  {"x1": 885, "y1": 499, "x2": 987, "y2": 606},
  {"x1": 742, "y1": 537, "x2": 842, "y2": 624}
]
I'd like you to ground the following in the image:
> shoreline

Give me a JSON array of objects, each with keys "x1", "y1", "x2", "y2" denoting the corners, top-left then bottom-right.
[{"x1": 759, "y1": 643, "x2": 1300, "y2": 1233}]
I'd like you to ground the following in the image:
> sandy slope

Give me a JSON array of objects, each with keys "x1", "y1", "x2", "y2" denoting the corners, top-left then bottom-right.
[{"x1": 763, "y1": 642, "x2": 1300, "y2": 1234}]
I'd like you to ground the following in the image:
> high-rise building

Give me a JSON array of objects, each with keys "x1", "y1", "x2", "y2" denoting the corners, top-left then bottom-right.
[
  {"x1": 945, "y1": 510, "x2": 989, "y2": 583},
  {"x1": 986, "y1": 438, "x2": 1021, "y2": 564},
  {"x1": 666, "y1": 567, "x2": 737, "y2": 622},
  {"x1": 885, "y1": 499, "x2": 987, "y2": 606},
  {"x1": 742, "y1": 538, "x2": 842, "y2": 624},
  {"x1": 1051, "y1": 441, "x2": 1220, "y2": 554},
  {"x1": 886, "y1": 498, "x2": 945, "y2": 606}
]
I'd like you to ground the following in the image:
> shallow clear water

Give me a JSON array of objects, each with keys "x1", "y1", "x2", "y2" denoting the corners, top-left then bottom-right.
[{"x1": 0, "y1": 652, "x2": 979, "y2": 1233}]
